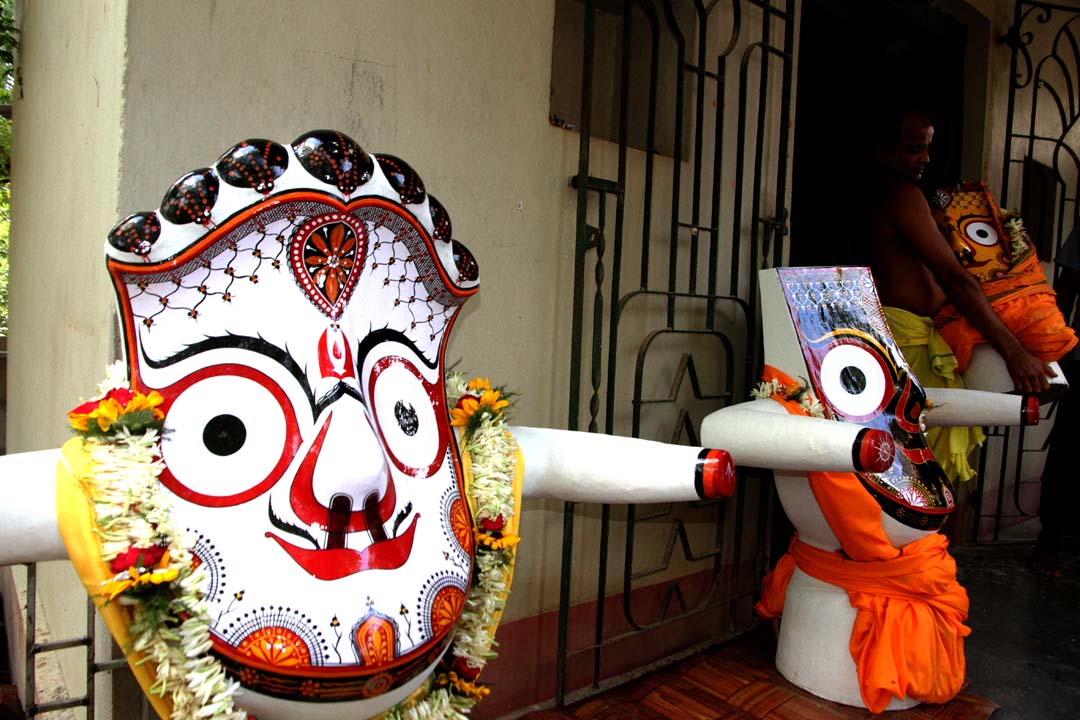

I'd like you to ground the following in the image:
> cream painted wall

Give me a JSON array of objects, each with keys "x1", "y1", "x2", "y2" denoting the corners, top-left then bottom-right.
[
  {"x1": 110, "y1": 1, "x2": 791, "y2": 628},
  {"x1": 8, "y1": 0, "x2": 129, "y2": 709},
  {"x1": 114, "y1": 0, "x2": 584, "y2": 625}
]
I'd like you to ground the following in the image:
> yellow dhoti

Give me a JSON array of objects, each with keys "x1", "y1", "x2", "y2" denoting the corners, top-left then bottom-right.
[{"x1": 883, "y1": 307, "x2": 985, "y2": 482}]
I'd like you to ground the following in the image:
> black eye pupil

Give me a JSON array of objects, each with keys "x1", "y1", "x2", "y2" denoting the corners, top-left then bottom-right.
[
  {"x1": 203, "y1": 414, "x2": 247, "y2": 456},
  {"x1": 395, "y1": 401, "x2": 419, "y2": 436},
  {"x1": 976, "y1": 228, "x2": 989, "y2": 238},
  {"x1": 840, "y1": 366, "x2": 866, "y2": 395}
]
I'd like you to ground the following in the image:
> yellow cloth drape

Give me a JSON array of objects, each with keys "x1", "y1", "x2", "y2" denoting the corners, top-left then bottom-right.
[
  {"x1": 883, "y1": 306, "x2": 985, "y2": 482},
  {"x1": 55, "y1": 437, "x2": 173, "y2": 720}
]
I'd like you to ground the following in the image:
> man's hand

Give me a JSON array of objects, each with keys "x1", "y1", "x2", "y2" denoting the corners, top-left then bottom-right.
[{"x1": 1003, "y1": 345, "x2": 1057, "y2": 394}]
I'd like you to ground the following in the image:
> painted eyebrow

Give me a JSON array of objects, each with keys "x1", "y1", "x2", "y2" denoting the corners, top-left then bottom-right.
[
  {"x1": 355, "y1": 328, "x2": 438, "y2": 371},
  {"x1": 141, "y1": 333, "x2": 316, "y2": 413}
]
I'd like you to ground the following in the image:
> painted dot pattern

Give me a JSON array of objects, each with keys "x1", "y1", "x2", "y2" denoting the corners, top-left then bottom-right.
[
  {"x1": 160, "y1": 168, "x2": 220, "y2": 226},
  {"x1": 291, "y1": 130, "x2": 373, "y2": 195},
  {"x1": 217, "y1": 139, "x2": 290, "y2": 195}
]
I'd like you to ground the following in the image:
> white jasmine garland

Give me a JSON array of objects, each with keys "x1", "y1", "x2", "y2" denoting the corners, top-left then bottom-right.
[
  {"x1": 751, "y1": 378, "x2": 825, "y2": 418},
  {"x1": 386, "y1": 371, "x2": 521, "y2": 718},
  {"x1": 73, "y1": 373, "x2": 245, "y2": 720},
  {"x1": 1003, "y1": 214, "x2": 1029, "y2": 262}
]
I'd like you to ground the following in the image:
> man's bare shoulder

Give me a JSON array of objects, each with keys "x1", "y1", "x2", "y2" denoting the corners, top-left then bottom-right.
[{"x1": 875, "y1": 177, "x2": 928, "y2": 218}]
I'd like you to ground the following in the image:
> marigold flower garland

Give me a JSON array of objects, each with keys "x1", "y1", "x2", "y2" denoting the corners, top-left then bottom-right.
[
  {"x1": 67, "y1": 362, "x2": 245, "y2": 720},
  {"x1": 385, "y1": 372, "x2": 520, "y2": 720}
]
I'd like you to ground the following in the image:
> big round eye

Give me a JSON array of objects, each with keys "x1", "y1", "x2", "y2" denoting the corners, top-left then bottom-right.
[
  {"x1": 156, "y1": 365, "x2": 300, "y2": 506},
  {"x1": 368, "y1": 357, "x2": 448, "y2": 477},
  {"x1": 964, "y1": 221, "x2": 999, "y2": 246},
  {"x1": 818, "y1": 343, "x2": 891, "y2": 420}
]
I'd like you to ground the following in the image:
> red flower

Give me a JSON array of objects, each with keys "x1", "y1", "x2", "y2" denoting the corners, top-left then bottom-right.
[
  {"x1": 480, "y1": 514, "x2": 505, "y2": 532},
  {"x1": 103, "y1": 387, "x2": 135, "y2": 406},
  {"x1": 451, "y1": 655, "x2": 481, "y2": 681},
  {"x1": 110, "y1": 544, "x2": 166, "y2": 573}
]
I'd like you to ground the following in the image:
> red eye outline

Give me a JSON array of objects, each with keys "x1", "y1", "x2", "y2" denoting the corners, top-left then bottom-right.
[
  {"x1": 152, "y1": 363, "x2": 302, "y2": 507},
  {"x1": 366, "y1": 356, "x2": 449, "y2": 478}
]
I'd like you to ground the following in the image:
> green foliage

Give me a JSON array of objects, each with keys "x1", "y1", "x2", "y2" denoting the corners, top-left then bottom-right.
[
  {"x1": 0, "y1": 0, "x2": 15, "y2": 336},
  {"x1": 0, "y1": 185, "x2": 8, "y2": 335}
]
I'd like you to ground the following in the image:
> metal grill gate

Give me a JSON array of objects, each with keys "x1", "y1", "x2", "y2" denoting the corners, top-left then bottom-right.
[
  {"x1": 555, "y1": 0, "x2": 795, "y2": 704},
  {"x1": 975, "y1": 0, "x2": 1080, "y2": 541}
]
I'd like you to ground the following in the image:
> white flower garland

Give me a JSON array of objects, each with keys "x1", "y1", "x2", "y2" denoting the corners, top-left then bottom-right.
[
  {"x1": 74, "y1": 365, "x2": 244, "y2": 720},
  {"x1": 1002, "y1": 213, "x2": 1029, "y2": 262},
  {"x1": 751, "y1": 377, "x2": 825, "y2": 418},
  {"x1": 75, "y1": 365, "x2": 519, "y2": 720},
  {"x1": 385, "y1": 371, "x2": 520, "y2": 719}
]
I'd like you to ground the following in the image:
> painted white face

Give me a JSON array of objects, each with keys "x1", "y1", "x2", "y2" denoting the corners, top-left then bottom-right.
[{"x1": 106, "y1": 132, "x2": 479, "y2": 705}]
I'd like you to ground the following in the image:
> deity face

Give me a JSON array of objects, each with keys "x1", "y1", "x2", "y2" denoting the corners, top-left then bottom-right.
[
  {"x1": 773, "y1": 267, "x2": 954, "y2": 530},
  {"x1": 105, "y1": 132, "x2": 479, "y2": 711},
  {"x1": 929, "y1": 183, "x2": 1013, "y2": 281}
]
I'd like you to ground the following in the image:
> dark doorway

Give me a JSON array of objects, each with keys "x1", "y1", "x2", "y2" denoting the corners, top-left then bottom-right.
[{"x1": 789, "y1": 0, "x2": 968, "y2": 268}]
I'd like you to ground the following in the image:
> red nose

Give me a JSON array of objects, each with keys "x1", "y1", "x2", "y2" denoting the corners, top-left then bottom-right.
[
  {"x1": 854, "y1": 428, "x2": 895, "y2": 473},
  {"x1": 1021, "y1": 395, "x2": 1040, "y2": 426},
  {"x1": 695, "y1": 449, "x2": 736, "y2": 499}
]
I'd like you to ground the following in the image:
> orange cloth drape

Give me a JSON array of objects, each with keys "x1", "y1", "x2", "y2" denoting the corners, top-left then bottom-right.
[
  {"x1": 934, "y1": 254, "x2": 1077, "y2": 371},
  {"x1": 754, "y1": 367, "x2": 970, "y2": 712}
]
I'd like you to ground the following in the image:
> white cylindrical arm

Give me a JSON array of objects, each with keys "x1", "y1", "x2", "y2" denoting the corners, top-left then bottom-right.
[
  {"x1": 0, "y1": 449, "x2": 68, "y2": 565},
  {"x1": 923, "y1": 388, "x2": 1039, "y2": 427},
  {"x1": 510, "y1": 426, "x2": 735, "y2": 503},
  {"x1": 700, "y1": 399, "x2": 893, "y2": 473}
]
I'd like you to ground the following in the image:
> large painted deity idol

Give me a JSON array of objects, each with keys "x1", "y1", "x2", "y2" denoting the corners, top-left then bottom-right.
[{"x1": 101, "y1": 131, "x2": 482, "y2": 717}]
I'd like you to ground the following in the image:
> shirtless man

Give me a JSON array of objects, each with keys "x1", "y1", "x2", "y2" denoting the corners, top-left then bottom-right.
[{"x1": 867, "y1": 110, "x2": 1055, "y2": 395}]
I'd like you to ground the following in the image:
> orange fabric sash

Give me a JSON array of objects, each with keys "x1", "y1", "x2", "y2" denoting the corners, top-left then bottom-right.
[
  {"x1": 754, "y1": 367, "x2": 970, "y2": 712},
  {"x1": 934, "y1": 254, "x2": 1077, "y2": 371}
]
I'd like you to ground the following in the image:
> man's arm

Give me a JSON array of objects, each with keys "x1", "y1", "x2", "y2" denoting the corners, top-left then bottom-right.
[{"x1": 890, "y1": 183, "x2": 1056, "y2": 393}]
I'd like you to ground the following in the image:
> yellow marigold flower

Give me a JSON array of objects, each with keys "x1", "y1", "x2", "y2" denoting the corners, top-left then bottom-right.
[
  {"x1": 102, "y1": 580, "x2": 135, "y2": 601},
  {"x1": 466, "y1": 377, "x2": 492, "y2": 393},
  {"x1": 94, "y1": 398, "x2": 125, "y2": 432},
  {"x1": 475, "y1": 531, "x2": 521, "y2": 551},
  {"x1": 449, "y1": 673, "x2": 491, "y2": 700},
  {"x1": 125, "y1": 391, "x2": 166, "y2": 420},
  {"x1": 478, "y1": 390, "x2": 508, "y2": 413},
  {"x1": 450, "y1": 396, "x2": 480, "y2": 427}
]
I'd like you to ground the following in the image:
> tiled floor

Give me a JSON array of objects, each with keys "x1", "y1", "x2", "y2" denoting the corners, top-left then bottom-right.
[
  {"x1": 518, "y1": 541, "x2": 1080, "y2": 720},
  {"x1": 517, "y1": 625, "x2": 997, "y2": 720}
]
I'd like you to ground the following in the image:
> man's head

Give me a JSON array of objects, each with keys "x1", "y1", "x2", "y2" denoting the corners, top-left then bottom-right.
[{"x1": 873, "y1": 109, "x2": 934, "y2": 183}]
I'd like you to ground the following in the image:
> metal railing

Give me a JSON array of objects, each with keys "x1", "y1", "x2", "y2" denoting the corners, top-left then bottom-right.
[{"x1": 555, "y1": 0, "x2": 795, "y2": 703}]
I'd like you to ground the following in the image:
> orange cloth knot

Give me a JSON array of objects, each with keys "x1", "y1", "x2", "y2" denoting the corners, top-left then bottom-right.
[{"x1": 755, "y1": 366, "x2": 970, "y2": 713}]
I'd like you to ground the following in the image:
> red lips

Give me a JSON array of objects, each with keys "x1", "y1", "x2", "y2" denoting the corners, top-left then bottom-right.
[{"x1": 266, "y1": 515, "x2": 419, "y2": 580}]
